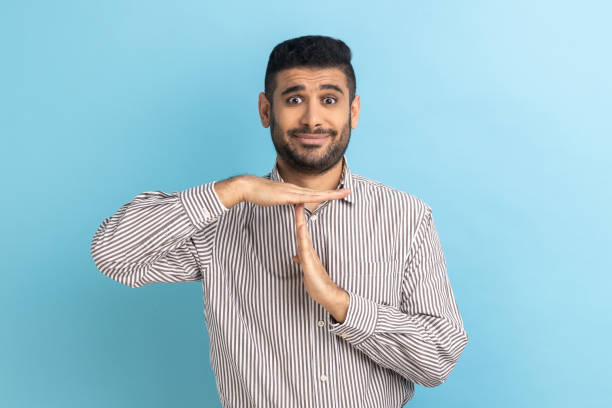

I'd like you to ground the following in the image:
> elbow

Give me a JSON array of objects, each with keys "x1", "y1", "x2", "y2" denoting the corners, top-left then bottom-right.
[
  {"x1": 91, "y1": 250, "x2": 146, "y2": 289},
  {"x1": 97, "y1": 265, "x2": 145, "y2": 288},
  {"x1": 94, "y1": 262, "x2": 138, "y2": 288},
  {"x1": 91, "y1": 237, "x2": 146, "y2": 289},
  {"x1": 422, "y1": 365, "x2": 455, "y2": 388},
  {"x1": 419, "y1": 362, "x2": 458, "y2": 388},
  {"x1": 422, "y1": 329, "x2": 469, "y2": 388},
  {"x1": 408, "y1": 369, "x2": 447, "y2": 388},
  {"x1": 416, "y1": 365, "x2": 454, "y2": 388},
  {"x1": 105, "y1": 272, "x2": 142, "y2": 288}
]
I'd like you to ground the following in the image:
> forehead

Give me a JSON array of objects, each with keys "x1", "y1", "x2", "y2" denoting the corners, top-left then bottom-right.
[{"x1": 274, "y1": 67, "x2": 347, "y2": 91}]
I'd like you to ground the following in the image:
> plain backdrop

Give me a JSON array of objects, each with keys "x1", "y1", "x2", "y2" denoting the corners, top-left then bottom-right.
[{"x1": 2, "y1": 1, "x2": 611, "y2": 407}]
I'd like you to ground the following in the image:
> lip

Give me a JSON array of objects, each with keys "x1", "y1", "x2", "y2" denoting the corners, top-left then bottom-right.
[{"x1": 294, "y1": 133, "x2": 329, "y2": 145}]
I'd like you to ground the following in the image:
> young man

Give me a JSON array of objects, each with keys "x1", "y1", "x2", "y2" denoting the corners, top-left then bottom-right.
[{"x1": 91, "y1": 35, "x2": 468, "y2": 407}]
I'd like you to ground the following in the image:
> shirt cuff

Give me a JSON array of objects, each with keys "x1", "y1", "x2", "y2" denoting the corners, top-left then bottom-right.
[
  {"x1": 327, "y1": 290, "x2": 378, "y2": 345},
  {"x1": 179, "y1": 181, "x2": 229, "y2": 229}
]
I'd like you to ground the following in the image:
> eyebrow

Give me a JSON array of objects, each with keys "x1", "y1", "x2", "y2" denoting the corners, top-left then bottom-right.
[{"x1": 280, "y1": 84, "x2": 344, "y2": 96}]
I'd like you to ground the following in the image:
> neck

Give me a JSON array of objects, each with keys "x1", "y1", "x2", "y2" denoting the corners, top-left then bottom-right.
[{"x1": 276, "y1": 156, "x2": 344, "y2": 191}]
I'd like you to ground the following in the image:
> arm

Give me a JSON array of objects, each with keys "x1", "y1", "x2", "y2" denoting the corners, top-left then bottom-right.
[
  {"x1": 326, "y1": 207, "x2": 469, "y2": 387},
  {"x1": 91, "y1": 174, "x2": 346, "y2": 288},
  {"x1": 90, "y1": 179, "x2": 240, "y2": 288}
]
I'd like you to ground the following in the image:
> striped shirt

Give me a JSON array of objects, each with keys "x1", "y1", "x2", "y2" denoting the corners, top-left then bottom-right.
[{"x1": 90, "y1": 155, "x2": 468, "y2": 407}]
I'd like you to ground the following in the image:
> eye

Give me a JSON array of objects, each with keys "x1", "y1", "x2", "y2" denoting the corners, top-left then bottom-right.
[
  {"x1": 287, "y1": 96, "x2": 303, "y2": 104},
  {"x1": 323, "y1": 96, "x2": 337, "y2": 104}
]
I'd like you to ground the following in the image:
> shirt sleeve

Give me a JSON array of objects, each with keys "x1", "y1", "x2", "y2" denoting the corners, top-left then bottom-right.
[
  {"x1": 90, "y1": 181, "x2": 229, "y2": 288},
  {"x1": 326, "y1": 206, "x2": 469, "y2": 387}
]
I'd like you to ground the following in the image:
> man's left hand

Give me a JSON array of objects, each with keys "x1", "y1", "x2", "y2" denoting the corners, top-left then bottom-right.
[{"x1": 293, "y1": 203, "x2": 349, "y2": 323}]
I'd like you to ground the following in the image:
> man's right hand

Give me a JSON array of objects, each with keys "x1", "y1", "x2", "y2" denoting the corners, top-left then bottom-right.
[{"x1": 213, "y1": 175, "x2": 350, "y2": 209}]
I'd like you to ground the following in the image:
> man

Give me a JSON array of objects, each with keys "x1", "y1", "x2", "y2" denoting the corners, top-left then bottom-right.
[{"x1": 91, "y1": 35, "x2": 468, "y2": 407}]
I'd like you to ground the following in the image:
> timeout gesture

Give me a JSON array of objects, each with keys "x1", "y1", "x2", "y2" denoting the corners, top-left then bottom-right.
[{"x1": 213, "y1": 174, "x2": 351, "y2": 323}]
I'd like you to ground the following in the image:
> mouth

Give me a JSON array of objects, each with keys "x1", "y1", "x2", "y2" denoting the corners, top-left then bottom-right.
[{"x1": 294, "y1": 133, "x2": 330, "y2": 145}]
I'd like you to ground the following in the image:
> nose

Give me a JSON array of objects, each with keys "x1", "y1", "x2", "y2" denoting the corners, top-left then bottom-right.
[{"x1": 299, "y1": 98, "x2": 323, "y2": 130}]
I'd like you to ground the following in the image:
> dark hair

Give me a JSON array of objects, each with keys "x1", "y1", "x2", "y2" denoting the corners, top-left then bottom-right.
[{"x1": 264, "y1": 35, "x2": 356, "y2": 106}]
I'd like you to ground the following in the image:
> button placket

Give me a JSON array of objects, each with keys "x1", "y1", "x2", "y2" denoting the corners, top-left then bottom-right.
[
  {"x1": 309, "y1": 206, "x2": 333, "y2": 405},
  {"x1": 313, "y1": 308, "x2": 332, "y2": 405}
]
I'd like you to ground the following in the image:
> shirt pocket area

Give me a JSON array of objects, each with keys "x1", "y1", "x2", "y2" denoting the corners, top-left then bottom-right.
[{"x1": 333, "y1": 259, "x2": 404, "y2": 308}]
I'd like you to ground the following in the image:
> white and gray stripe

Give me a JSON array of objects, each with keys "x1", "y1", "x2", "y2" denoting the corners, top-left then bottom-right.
[{"x1": 90, "y1": 155, "x2": 469, "y2": 407}]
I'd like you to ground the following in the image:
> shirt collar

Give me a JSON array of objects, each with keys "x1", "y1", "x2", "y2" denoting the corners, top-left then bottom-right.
[{"x1": 268, "y1": 154, "x2": 354, "y2": 204}]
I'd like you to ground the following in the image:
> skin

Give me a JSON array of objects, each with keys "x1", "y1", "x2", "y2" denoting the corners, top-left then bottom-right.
[
  {"x1": 258, "y1": 67, "x2": 361, "y2": 206},
  {"x1": 214, "y1": 67, "x2": 362, "y2": 323}
]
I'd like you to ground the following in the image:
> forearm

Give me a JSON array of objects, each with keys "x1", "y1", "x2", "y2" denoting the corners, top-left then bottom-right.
[
  {"x1": 324, "y1": 288, "x2": 350, "y2": 323},
  {"x1": 328, "y1": 294, "x2": 468, "y2": 387},
  {"x1": 91, "y1": 191, "x2": 196, "y2": 266},
  {"x1": 363, "y1": 305, "x2": 468, "y2": 386},
  {"x1": 91, "y1": 182, "x2": 228, "y2": 287},
  {"x1": 213, "y1": 176, "x2": 245, "y2": 209}
]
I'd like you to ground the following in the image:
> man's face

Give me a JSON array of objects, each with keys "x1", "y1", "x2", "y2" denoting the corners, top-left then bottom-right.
[{"x1": 259, "y1": 67, "x2": 360, "y2": 175}]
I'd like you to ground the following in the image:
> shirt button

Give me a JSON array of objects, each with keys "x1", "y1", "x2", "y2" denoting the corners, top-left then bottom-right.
[
  {"x1": 210, "y1": 217, "x2": 217, "y2": 222},
  {"x1": 203, "y1": 209, "x2": 210, "y2": 218},
  {"x1": 320, "y1": 374, "x2": 328, "y2": 382},
  {"x1": 310, "y1": 214, "x2": 318, "y2": 221},
  {"x1": 340, "y1": 333, "x2": 348, "y2": 339},
  {"x1": 317, "y1": 320, "x2": 325, "y2": 327}
]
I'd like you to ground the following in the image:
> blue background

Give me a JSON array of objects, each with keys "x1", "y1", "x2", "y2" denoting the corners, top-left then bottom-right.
[{"x1": 2, "y1": 1, "x2": 610, "y2": 407}]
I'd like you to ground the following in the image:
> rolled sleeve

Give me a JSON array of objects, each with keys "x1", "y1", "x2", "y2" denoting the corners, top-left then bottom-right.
[{"x1": 327, "y1": 290, "x2": 378, "y2": 345}]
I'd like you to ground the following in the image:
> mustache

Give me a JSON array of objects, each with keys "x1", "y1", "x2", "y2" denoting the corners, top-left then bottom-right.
[{"x1": 290, "y1": 128, "x2": 337, "y2": 136}]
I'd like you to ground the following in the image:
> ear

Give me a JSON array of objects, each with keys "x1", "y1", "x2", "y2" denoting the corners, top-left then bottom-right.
[
  {"x1": 258, "y1": 92, "x2": 271, "y2": 128},
  {"x1": 350, "y1": 94, "x2": 361, "y2": 129}
]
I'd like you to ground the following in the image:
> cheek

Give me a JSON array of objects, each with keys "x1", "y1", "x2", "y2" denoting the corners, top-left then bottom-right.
[
  {"x1": 275, "y1": 113, "x2": 301, "y2": 133},
  {"x1": 332, "y1": 120, "x2": 349, "y2": 135}
]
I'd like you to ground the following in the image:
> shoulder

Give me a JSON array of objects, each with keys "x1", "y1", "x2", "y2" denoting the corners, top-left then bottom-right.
[
  {"x1": 352, "y1": 173, "x2": 437, "y2": 256},
  {"x1": 351, "y1": 172, "x2": 432, "y2": 216}
]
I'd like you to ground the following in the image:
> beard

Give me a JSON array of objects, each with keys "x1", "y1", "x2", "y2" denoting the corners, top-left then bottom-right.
[{"x1": 269, "y1": 107, "x2": 352, "y2": 175}]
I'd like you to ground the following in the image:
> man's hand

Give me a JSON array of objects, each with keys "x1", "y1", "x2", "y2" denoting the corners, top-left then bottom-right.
[
  {"x1": 292, "y1": 202, "x2": 350, "y2": 323},
  {"x1": 214, "y1": 175, "x2": 350, "y2": 209}
]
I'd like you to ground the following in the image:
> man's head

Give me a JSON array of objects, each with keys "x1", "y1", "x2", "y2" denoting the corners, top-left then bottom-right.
[{"x1": 258, "y1": 35, "x2": 361, "y2": 175}]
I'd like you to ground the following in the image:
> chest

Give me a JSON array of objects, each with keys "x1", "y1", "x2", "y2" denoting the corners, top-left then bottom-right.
[{"x1": 213, "y1": 204, "x2": 406, "y2": 307}]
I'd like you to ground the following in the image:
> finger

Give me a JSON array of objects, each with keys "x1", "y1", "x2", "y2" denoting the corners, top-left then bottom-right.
[
  {"x1": 295, "y1": 204, "x2": 312, "y2": 259},
  {"x1": 285, "y1": 189, "x2": 350, "y2": 204},
  {"x1": 295, "y1": 203, "x2": 305, "y2": 252},
  {"x1": 287, "y1": 184, "x2": 350, "y2": 194},
  {"x1": 295, "y1": 202, "x2": 305, "y2": 228},
  {"x1": 292, "y1": 255, "x2": 300, "y2": 264},
  {"x1": 291, "y1": 187, "x2": 351, "y2": 196},
  {"x1": 281, "y1": 182, "x2": 350, "y2": 194},
  {"x1": 296, "y1": 222, "x2": 314, "y2": 263},
  {"x1": 296, "y1": 224, "x2": 311, "y2": 263},
  {"x1": 297, "y1": 223, "x2": 310, "y2": 247},
  {"x1": 274, "y1": 180, "x2": 350, "y2": 197}
]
